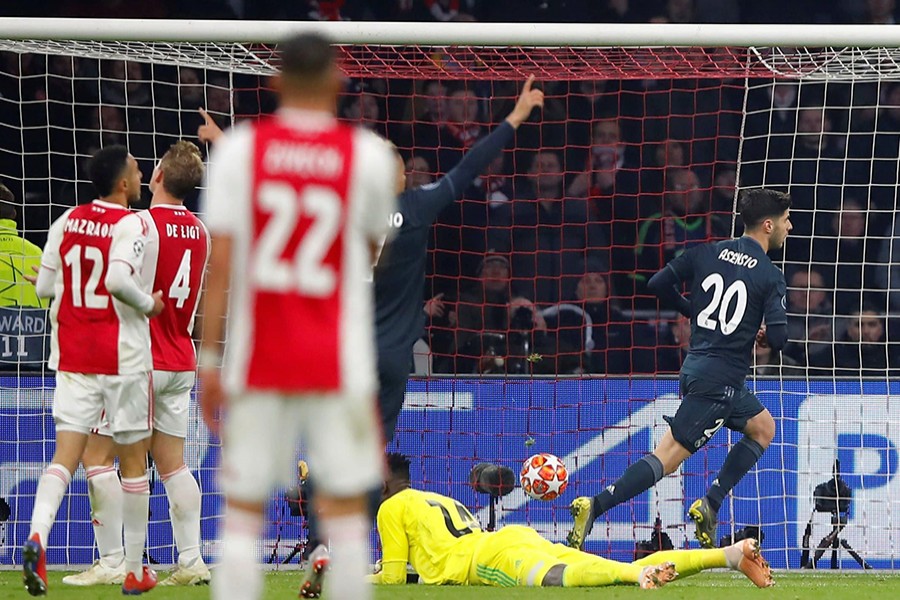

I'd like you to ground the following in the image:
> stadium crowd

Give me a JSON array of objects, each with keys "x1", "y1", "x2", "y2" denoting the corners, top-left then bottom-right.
[{"x1": 0, "y1": 0, "x2": 899, "y2": 377}]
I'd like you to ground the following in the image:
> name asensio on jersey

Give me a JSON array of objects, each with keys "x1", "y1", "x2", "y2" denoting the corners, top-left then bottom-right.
[{"x1": 717, "y1": 248, "x2": 758, "y2": 268}]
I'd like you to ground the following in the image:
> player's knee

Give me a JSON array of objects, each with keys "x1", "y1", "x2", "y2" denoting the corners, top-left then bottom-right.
[{"x1": 745, "y1": 412, "x2": 775, "y2": 447}]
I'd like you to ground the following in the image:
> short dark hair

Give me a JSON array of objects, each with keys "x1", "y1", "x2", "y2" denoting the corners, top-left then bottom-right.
[
  {"x1": 386, "y1": 453, "x2": 411, "y2": 482},
  {"x1": 89, "y1": 145, "x2": 130, "y2": 197},
  {"x1": 0, "y1": 183, "x2": 15, "y2": 220},
  {"x1": 738, "y1": 188, "x2": 791, "y2": 229},
  {"x1": 278, "y1": 32, "x2": 335, "y2": 89}
]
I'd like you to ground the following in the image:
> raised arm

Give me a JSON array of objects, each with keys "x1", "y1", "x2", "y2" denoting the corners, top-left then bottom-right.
[{"x1": 418, "y1": 76, "x2": 544, "y2": 223}]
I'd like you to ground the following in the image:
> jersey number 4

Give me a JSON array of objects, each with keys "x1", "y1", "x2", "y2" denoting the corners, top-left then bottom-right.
[
  {"x1": 169, "y1": 250, "x2": 192, "y2": 309},
  {"x1": 254, "y1": 183, "x2": 341, "y2": 297},
  {"x1": 697, "y1": 273, "x2": 747, "y2": 335}
]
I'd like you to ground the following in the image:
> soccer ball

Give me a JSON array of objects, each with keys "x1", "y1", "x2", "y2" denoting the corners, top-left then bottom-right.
[{"x1": 520, "y1": 453, "x2": 568, "y2": 501}]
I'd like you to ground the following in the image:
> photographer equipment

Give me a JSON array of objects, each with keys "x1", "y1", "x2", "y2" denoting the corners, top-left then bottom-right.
[
  {"x1": 469, "y1": 463, "x2": 516, "y2": 531},
  {"x1": 719, "y1": 525, "x2": 764, "y2": 549},
  {"x1": 633, "y1": 517, "x2": 674, "y2": 561},
  {"x1": 800, "y1": 459, "x2": 872, "y2": 570},
  {"x1": 278, "y1": 460, "x2": 312, "y2": 565}
]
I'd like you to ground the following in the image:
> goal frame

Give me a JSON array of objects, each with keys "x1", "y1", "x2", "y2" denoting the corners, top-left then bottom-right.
[{"x1": 1, "y1": 18, "x2": 900, "y2": 47}]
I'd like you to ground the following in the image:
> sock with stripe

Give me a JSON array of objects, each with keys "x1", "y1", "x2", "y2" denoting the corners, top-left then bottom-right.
[
  {"x1": 706, "y1": 437, "x2": 766, "y2": 512},
  {"x1": 87, "y1": 466, "x2": 124, "y2": 569},
  {"x1": 161, "y1": 465, "x2": 203, "y2": 567},
  {"x1": 121, "y1": 475, "x2": 150, "y2": 580},
  {"x1": 321, "y1": 512, "x2": 371, "y2": 600},
  {"x1": 591, "y1": 455, "x2": 665, "y2": 518},
  {"x1": 212, "y1": 505, "x2": 263, "y2": 600},
  {"x1": 29, "y1": 463, "x2": 72, "y2": 544}
]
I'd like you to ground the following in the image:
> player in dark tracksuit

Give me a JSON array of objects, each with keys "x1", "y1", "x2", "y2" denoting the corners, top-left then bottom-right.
[
  {"x1": 373, "y1": 76, "x2": 544, "y2": 443},
  {"x1": 298, "y1": 79, "x2": 544, "y2": 572},
  {"x1": 566, "y1": 189, "x2": 793, "y2": 551}
]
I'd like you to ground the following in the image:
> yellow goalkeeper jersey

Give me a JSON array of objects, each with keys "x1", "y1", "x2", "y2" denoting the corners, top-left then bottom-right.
[{"x1": 376, "y1": 488, "x2": 484, "y2": 585}]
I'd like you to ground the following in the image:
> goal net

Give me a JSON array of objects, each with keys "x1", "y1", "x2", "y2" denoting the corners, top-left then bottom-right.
[{"x1": 0, "y1": 20, "x2": 898, "y2": 570}]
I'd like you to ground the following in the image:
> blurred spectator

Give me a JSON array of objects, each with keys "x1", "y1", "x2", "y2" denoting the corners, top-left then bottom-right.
[
  {"x1": 874, "y1": 210, "x2": 900, "y2": 314},
  {"x1": 570, "y1": 271, "x2": 633, "y2": 374},
  {"x1": 405, "y1": 155, "x2": 434, "y2": 190},
  {"x1": 848, "y1": 81, "x2": 900, "y2": 211},
  {"x1": 506, "y1": 296, "x2": 571, "y2": 374},
  {"x1": 340, "y1": 81, "x2": 386, "y2": 135},
  {"x1": 656, "y1": 315, "x2": 691, "y2": 373},
  {"x1": 768, "y1": 106, "x2": 845, "y2": 250},
  {"x1": 437, "y1": 86, "x2": 485, "y2": 173},
  {"x1": 751, "y1": 339, "x2": 806, "y2": 377},
  {"x1": 568, "y1": 117, "x2": 640, "y2": 207},
  {"x1": 651, "y1": 0, "x2": 695, "y2": 22},
  {"x1": 451, "y1": 254, "x2": 542, "y2": 374},
  {"x1": 742, "y1": 81, "x2": 799, "y2": 186},
  {"x1": 0, "y1": 183, "x2": 45, "y2": 308},
  {"x1": 783, "y1": 267, "x2": 835, "y2": 366},
  {"x1": 641, "y1": 139, "x2": 687, "y2": 197},
  {"x1": 711, "y1": 163, "x2": 737, "y2": 217},
  {"x1": 398, "y1": 79, "x2": 447, "y2": 162},
  {"x1": 811, "y1": 197, "x2": 883, "y2": 315},
  {"x1": 812, "y1": 309, "x2": 900, "y2": 377},
  {"x1": 861, "y1": 0, "x2": 897, "y2": 23},
  {"x1": 631, "y1": 168, "x2": 722, "y2": 305},
  {"x1": 510, "y1": 151, "x2": 609, "y2": 305}
]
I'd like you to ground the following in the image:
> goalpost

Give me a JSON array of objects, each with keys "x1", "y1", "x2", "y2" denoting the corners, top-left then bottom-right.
[{"x1": 0, "y1": 18, "x2": 898, "y2": 570}]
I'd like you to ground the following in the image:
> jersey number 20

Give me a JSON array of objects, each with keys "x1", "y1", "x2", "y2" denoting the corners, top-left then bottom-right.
[{"x1": 697, "y1": 273, "x2": 747, "y2": 335}]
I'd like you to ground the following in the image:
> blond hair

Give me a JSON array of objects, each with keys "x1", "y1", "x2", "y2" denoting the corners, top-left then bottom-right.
[{"x1": 160, "y1": 141, "x2": 204, "y2": 199}]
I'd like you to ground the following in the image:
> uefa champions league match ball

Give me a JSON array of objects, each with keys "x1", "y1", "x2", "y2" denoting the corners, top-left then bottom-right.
[{"x1": 520, "y1": 452, "x2": 569, "y2": 501}]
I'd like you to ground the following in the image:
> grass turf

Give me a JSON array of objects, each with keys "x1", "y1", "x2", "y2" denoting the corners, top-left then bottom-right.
[{"x1": 2, "y1": 571, "x2": 900, "y2": 599}]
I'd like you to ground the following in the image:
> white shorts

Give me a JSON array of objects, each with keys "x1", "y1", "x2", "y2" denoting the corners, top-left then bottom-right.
[
  {"x1": 220, "y1": 391, "x2": 384, "y2": 503},
  {"x1": 54, "y1": 371, "x2": 152, "y2": 444},
  {"x1": 152, "y1": 370, "x2": 194, "y2": 438}
]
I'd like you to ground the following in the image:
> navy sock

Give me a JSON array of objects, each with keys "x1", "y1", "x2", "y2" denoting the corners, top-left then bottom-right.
[
  {"x1": 706, "y1": 437, "x2": 766, "y2": 512},
  {"x1": 591, "y1": 454, "x2": 665, "y2": 518}
]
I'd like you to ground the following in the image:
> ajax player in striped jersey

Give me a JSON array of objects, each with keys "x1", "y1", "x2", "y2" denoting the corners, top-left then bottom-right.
[
  {"x1": 62, "y1": 141, "x2": 212, "y2": 587},
  {"x1": 198, "y1": 32, "x2": 396, "y2": 600},
  {"x1": 22, "y1": 146, "x2": 165, "y2": 596}
]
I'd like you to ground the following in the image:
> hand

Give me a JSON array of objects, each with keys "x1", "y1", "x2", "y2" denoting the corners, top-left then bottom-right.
[
  {"x1": 809, "y1": 322, "x2": 830, "y2": 341},
  {"x1": 147, "y1": 291, "x2": 165, "y2": 317},
  {"x1": 423, "y1": 293, "x2": 446, "y2": 319},
  {"x1": 198, "y1": 367, "x2": 225, "y2": 436},
  {"x1": 24, "y1": 264, "x2": 39, "y2": 285},
  {"x1": 505, "y1": 75, "x2": 544, "y2": 129},
  {"x1": 755, "y1": 325, "x2": 769, "y2": 348},
  {"x1": 198, "y1": 108, "x2": 224, "y2": 144}
]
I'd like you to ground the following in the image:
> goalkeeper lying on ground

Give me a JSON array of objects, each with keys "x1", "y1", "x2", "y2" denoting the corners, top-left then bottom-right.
[{"x1": 370, "y1": 453, "x2": 774, "y2": 589}]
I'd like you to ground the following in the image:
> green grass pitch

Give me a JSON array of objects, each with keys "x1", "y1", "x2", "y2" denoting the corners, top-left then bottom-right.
[{"x1": 2, "y1": 571, "x2": 900, "y2": 599}]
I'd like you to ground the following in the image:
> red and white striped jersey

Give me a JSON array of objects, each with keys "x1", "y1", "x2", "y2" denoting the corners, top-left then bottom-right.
[
  {"x1": 138, "y1": 205, "x2": 210, "y2": 372},
  {"x1": 202, "y1": 109, "x2": 396, "y2": 396},
  {"x1": 43, "y1": 200, "x2": 153, "y2": 375}
]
